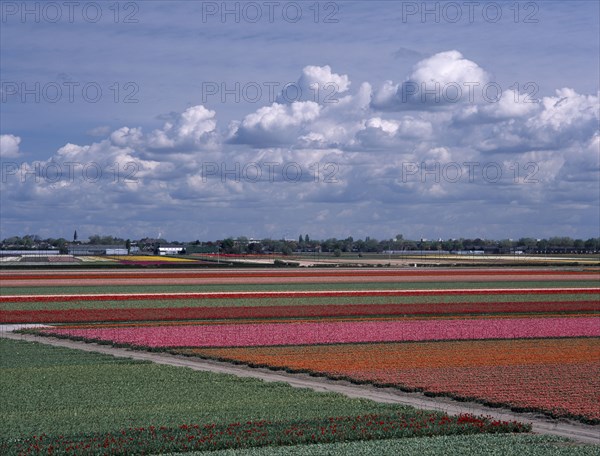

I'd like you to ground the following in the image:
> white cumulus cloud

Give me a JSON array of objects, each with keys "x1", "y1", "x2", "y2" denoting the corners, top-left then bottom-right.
[
  {"x1": 0, "y1": 134, "x2": 22, "y2": 158},
  {"x1": 371, "y1": 50, "x2": 491, "y2": 110}
]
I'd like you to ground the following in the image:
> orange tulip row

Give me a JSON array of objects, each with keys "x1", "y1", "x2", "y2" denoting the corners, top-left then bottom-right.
[{"x1": 186, "y1": 337, "x2": 600, "y2": 423}]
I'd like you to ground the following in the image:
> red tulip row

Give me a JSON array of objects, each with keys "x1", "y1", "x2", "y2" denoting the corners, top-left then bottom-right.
[
  {"x1": 2, "y1": 300, "x2": 598, "y2": 324},
  {"x1": 0, "y1": 412, "x2": 530, "y2": 455}
]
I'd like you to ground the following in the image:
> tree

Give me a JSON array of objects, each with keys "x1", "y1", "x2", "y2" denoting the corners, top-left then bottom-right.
[
  {"x1": 518, "y1": 238, "x2": 537, "y2": 251},
  {"x1": 364, "y1": 238, "x2": 379, "y2": 252},
  {"x1": 354, "y1": 239, "x2": 365, "y2": 253},
  {"x1": 549, "y1": 237, "x2": 574, "y2": 248},
  {"x1": 321, "y1": 238, "x2": 335, "y2": 252},
  {"x1": 73, "y1": 230, "x2": 78, "y2": 242},
  {"x1": 299, "y1": 235, "x2": 304, "y2": 244},
  {"x1": 88, "y1": 235, "x2": 100, "y2": 245},
  {"x1": 333, "y1": 248, "x2": 342, "y2": 257},
  {"x1": 537, "y1": 239, "x2": 549, "y2": 252},
  {"x1": 247, "y1": 242, "x2": 263, "y2": 254},
  {"x1": 304, "y1": 234, "x2": 310, "y2": 243},
  {"x1": 498, "y1": 239, "x2": 514, "y2": 253},
  {"x1": 56, "y1": 238, "x2": 68, "y2": 254},
  {"x1": 236, "y1": 237, "x2": 249, "y2": 254},
  {"x1": 221, "y1": 238, "x2": 235, "y2": 254},
  {"x1": 125, "y1": 239, "x2": 131, "y2": 254},
  {"x1": 585, "y1": 238, "x2": 599, "y2": 251},
  {"x1": 441, "y1": 240, "x2": 453, "y2": 251},
  {"x1": 343, "y1": 237, "x2": 354, "y2": 252},
  {"x1": 453, "y1": 239, "x2": 464, "y2": 251}
]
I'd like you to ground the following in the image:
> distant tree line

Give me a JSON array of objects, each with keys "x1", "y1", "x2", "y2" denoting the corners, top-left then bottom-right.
[
  {"x1": 208, "y1": 235, "x2": 600, "y2": 255},
  {"x1": 2, "y1": 234, "x2": 599, "y2": 255},
  {"x1": 1, "y1": 235, "x2": 70, "y2": 254}
]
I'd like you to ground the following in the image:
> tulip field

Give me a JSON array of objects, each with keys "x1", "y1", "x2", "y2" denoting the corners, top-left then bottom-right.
[
  {"x1": 1, "y1": 266, "x2": 599, "y2": 453},
  {"x1": 33, "y1": 316, "x2": 600, "y2": 347},
  {"x1": 8, "y1": 338, "x2": 517, "y2": 455},
  {"x1": 186, "y1": 338, "x2": 600, "y2": 423}
]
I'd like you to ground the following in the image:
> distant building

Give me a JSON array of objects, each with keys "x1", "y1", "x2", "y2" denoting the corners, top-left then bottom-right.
[
  {"x1": 383, "y1": 250, "x2": 451, "y2": 255},
  {"x1": 156, "y1": 246, "x2": 185, "y2": 255},
  {"x1": 105, "y1": 248, "x2": 129, "y2": 255},
  {"x1": 68, "y1": 245, "x2": 127, "y2": 255}
]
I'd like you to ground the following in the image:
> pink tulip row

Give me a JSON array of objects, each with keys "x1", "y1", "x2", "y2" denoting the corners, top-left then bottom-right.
[{"x1": 43, "y1": 316, "x2": 600, "y2": 348}]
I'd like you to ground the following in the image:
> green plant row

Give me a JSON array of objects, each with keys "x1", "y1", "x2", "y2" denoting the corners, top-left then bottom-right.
[
  {"x1": 0, "y1": 339, "x2": 418, "y2": 438},
  {"x1": 170, "y1": 434, "x2": 600, "y2": 456},
  {"x1": 3, "y1": 280, "x2": 597, "y2": 295}
]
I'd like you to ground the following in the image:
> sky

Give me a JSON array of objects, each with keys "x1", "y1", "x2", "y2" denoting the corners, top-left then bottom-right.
[{"x1": 1, "y1": 0, "x2": 599, "y2": 241}]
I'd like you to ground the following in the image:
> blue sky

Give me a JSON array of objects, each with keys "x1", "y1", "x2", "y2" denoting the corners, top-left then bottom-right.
[{"x1": 1, "y1": 1, "x2": 599, "y2": 241}]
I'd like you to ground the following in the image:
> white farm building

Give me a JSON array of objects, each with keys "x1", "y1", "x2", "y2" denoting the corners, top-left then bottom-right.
[{"x1": 157, "y1": 246, "x2": 185, "y2": 255}]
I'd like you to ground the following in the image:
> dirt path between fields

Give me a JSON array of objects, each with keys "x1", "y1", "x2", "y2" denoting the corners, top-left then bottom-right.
[{"x1": 3, "y1": 331, "x2": 599, "y2": 445}]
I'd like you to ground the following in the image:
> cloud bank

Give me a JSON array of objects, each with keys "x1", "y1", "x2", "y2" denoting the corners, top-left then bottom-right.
[{"x1": 1, "y1": 52, "x2": 598, "y2": 240}]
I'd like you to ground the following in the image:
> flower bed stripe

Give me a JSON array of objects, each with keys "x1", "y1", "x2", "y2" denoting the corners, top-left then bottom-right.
[
  {"x1": 3, "y1": 300, "x2": 599, "y2": 324},
  {"x1": 2, "y1": 287, "x2": 598, "y2": 303},
  {"x1": 39, "y1": 316, "x2": 600, "y2": 347},
  {"x1": 3, "y1": 269, "x2": 595, "y2": 281}
]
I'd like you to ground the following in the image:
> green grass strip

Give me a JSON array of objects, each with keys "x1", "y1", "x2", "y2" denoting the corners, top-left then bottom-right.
[{"x1": 2, "y1": 280, "x2": 598, "y2": 295}]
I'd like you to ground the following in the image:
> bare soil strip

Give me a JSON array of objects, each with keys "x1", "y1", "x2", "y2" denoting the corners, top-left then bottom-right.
[{"x1": 2, "y1": 329, "x2": 598, "y2": 445}]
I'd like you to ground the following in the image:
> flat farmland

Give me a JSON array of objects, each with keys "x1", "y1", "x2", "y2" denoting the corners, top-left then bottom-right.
[
  {"x1": 2, "y1": 266, "x2": 599, "y2": 453},
  {"x1": 1, "y1": 267, "x2": 598, "y2": 324},
  {"x1": 8, "y1": 338, "x2": 502, "y2": 454},
  {"x1": 1, "y1": 267, "x2": 598, "y2": 287},
  {"x1": 186, "y1": 338, "x2": 600, "y2": 423}
]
